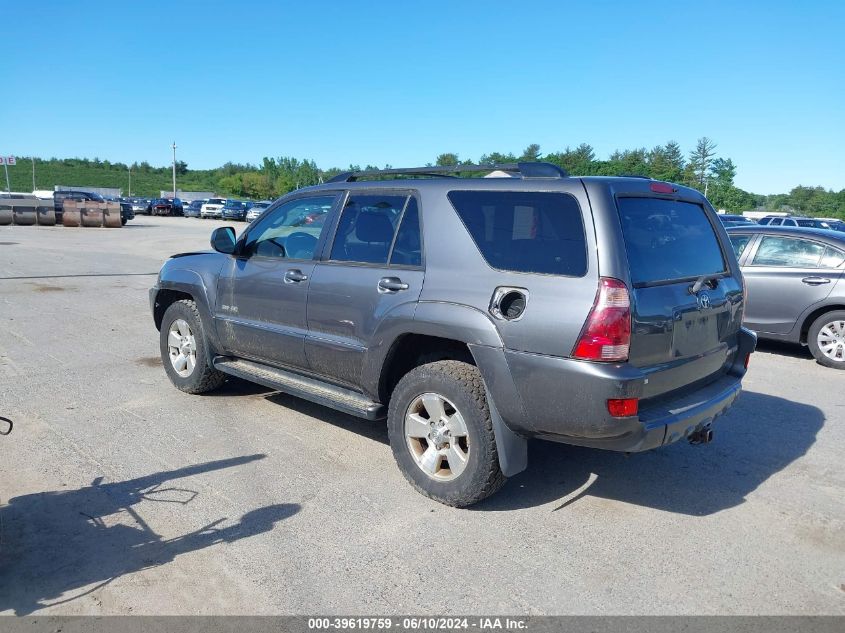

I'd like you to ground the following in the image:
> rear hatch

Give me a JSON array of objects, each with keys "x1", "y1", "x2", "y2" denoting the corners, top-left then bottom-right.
[{"x1": 616, "y1": 196, "x2": 744, "y2": 399}]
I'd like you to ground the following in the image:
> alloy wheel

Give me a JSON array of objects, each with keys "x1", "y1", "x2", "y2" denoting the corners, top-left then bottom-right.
[
  {"x1": 404, "y1": 393, "x2": 470, "y2": 481},
  {"x1": 167, "y1": 319, "x2": 197, "y2": 377}
]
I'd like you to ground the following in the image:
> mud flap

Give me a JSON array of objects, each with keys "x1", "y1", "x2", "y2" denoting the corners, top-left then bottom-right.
[{"x1": 486, "y1": 389, "x2": 527, "y2": 477}]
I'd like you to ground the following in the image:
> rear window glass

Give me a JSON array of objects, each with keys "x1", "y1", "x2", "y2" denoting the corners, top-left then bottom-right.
[
  {"x1": 447, "y1": 191, "x2": 587, "y2": 276},
  {"x1": 617, "y1": 197, "x2": 726, "y2": 286}
]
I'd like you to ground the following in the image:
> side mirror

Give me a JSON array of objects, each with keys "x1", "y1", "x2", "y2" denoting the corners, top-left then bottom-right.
[{"x1": 210, "y1": 226, "x2": 236, "y2": 254}]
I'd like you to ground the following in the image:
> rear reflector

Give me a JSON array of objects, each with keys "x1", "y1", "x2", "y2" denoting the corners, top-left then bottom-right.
[
  {"x1": 607, "y1": 398, "x2": 639, "y2": 417},
  {"x1": 649, "y1": 182, "x2": 676, "y2": 194},
  {"x1": 744, "y1": 354, "x2": 751, "y2": 370},
  {"x1": 573, "y1": 277, "x2": 631, "y2": 362}
]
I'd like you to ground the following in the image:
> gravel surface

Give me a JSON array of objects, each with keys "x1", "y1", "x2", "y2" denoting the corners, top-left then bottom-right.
[{"x1": 1, "y1": 217, "x2": 843, "y2": 615}]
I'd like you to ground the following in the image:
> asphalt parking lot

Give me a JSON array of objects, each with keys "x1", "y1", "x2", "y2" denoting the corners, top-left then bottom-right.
[{"x1": 1, "y1": 216, "x2": 843, "y2": 616}]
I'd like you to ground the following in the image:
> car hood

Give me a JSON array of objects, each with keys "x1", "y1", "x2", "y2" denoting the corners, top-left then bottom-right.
[{"x1": 169, "y1": 250, "x2": 216, "y2": 259}]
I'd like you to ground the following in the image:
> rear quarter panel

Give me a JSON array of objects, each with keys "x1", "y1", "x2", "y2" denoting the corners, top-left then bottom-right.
[{"x1": 416, "y1": 179, "x2": 599, "y2": 357}]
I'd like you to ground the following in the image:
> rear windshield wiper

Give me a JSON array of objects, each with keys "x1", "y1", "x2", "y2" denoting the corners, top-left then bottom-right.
[{"x1": 690, "y1": 274, "x2": 720, "y2": 294}]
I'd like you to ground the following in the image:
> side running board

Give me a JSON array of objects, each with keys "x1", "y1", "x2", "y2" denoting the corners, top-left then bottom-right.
[{"x1": 213, "y1": 357, "x2": 386, "y2": 420}]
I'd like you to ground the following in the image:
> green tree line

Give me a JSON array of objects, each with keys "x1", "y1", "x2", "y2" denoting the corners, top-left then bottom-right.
[{"x1": 6, "y1": 140, "x2": 844, "y2": 218}]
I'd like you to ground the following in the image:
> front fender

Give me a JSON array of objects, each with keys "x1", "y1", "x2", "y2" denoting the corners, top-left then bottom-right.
[{"x1": 153, "y1": 254, "x2": 227, "y2": 353}]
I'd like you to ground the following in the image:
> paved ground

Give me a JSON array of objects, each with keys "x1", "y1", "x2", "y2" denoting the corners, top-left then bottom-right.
[{"x1": 0, "y1": 216, "x2": 843, "y2": 615}]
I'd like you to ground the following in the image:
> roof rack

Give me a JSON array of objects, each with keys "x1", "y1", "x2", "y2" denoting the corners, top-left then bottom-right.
[{"x1": 326, "y1": 161, "x2": 568, "y2": 183}]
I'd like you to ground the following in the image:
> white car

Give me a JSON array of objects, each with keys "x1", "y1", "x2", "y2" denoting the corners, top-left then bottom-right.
[
  {"x1": 200, "y1": 198, "x2": 227, "y2": 219},
  {"x1": 245, "y1": 200, "x2": 272, "y2": 222}
]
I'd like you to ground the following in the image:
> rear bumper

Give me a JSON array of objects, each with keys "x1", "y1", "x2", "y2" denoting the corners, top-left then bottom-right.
[{"x1": 494, "y1": 327, "x2": 757, "y2": 452}]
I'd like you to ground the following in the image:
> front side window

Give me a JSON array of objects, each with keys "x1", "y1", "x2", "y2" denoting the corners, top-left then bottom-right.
[
  {"x1": 242, "y1": 195, "x2": 336, "y2": 259},
  {"x1": 330, "y1": 194, "x2": 408, "y2": 265},
  {"x1": 447, "y1": 191, "x2": 587, "y2": 276},
  {"x1": 751, "y1": 236, "x2": 826, "y2": 268}
]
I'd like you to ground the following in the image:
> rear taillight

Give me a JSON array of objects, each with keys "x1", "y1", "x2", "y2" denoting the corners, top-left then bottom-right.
[
  {"x1": 607, "y1": 398, "x2": 639, "y2": 417},
  {"x1": 573, "y1": 277, "x2": 631, "y2": 362}
]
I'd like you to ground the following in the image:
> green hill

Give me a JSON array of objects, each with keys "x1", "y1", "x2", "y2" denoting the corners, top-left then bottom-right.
[{"x1": 5, "y1": 146, "x2": 844, "y2": 217}]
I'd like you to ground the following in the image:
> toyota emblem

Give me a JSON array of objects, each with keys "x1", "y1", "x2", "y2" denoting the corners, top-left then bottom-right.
[{"x1": 697, "y1": 292, "x2": 711, "y2": 310}]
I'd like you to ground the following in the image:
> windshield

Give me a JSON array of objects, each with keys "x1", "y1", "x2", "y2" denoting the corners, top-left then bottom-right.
[
  {"x1": 207, "y1": 198, "x2": 225, "y2": 205},
  {"x1": 617, "y1": 197, "x2": 727, "y2": 286}
]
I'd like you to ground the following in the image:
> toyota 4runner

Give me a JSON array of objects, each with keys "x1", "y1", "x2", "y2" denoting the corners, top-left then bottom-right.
[{"x1": 150, "y1": 162, "x2": 756, "y2": 507}]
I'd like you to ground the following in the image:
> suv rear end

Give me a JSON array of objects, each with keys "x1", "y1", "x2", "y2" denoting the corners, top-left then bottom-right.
[
  {"x1": 580, "y1": 179, "x2": 752, "y2": 449},
  {"x1": 433, "y1": 176, "x2": 754, "y2": 453}
]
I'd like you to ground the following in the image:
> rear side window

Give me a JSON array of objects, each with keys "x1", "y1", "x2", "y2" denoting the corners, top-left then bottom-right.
[
  {"x1": 617, "y1": 197, "x2": 726, "y2": 286},
  {"x1": 390, "y1": 198, "x2": 422, "y2": 267},
  {"x1": 447, "y1": 191, "x2": 587, "y2": 276},
  {"x1": 330, "y1": 194, "x2": 408, "y2": 265}
]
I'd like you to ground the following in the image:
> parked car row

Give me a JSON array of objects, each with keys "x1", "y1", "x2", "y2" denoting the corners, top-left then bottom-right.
[
  {"x1": 719, "y1": 213, "x2": 845, "y2": 232},
  {"x1": 121, "y1": 197, "x2": 272, "y2": 222}
]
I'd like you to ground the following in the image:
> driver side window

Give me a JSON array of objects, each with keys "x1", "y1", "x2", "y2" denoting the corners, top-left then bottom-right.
[{"x1": 242, "y1": 196, "x2": 336, "y2": 260}]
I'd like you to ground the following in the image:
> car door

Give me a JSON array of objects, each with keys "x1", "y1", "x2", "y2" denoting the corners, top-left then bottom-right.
[
  {"x1": 215, "y1": 193, "x2": 340, "y2": 369},
  {"x1": 741, "y1": 234, "x2": 844, "y2": 335},
  {"x1": 305, "y1": 191, "x2": 425, "y2": 388}
]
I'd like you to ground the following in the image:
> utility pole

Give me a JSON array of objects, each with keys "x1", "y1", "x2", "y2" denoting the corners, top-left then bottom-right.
[
  {"x1": 31, "y1": 157, "x2": 36, "y2": 192},
  {"x1": 128, "y1": 165, "x2": 132, "y2": 196},
  {"x1": 171, "y1": 141, "x2": 177, "y2": 198}
]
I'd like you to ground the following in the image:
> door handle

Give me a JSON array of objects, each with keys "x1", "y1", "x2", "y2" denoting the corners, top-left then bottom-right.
[
  {"x1": 378, "y1": 277, "x2": 409, "y2": 293},
  {"x1": 802, "y1": 277, "x2": 831, "y2": 286},
  {"x1": 284, "y1": 269, "x2": 308, "y2": 283}
]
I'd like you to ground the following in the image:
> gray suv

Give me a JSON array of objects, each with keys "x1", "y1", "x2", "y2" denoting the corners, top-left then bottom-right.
[{"x1": 150, "y1": 162, "x2": 756, "y2": 507}]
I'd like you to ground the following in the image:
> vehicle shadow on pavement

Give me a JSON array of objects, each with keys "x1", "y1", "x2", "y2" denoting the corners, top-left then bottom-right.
[
  {"x1": 265, "y1": 392, "x2": 391, "y2": 445},
  {"x1": 472, "y1": 391, "x2": 824, "y2": 514},
  {"x1": 202, "y1": 376, "x2": 276, "y2": 398},
  {"x1": 0, "y1": 454, "x2": 300, "y2": 615},
  {"x1": 755, "y1": 339, "x2": 814, "y2": 361}
]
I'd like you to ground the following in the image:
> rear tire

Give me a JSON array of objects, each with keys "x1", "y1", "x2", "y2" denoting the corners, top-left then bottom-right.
[
  {"x1": 159, "y1": 299, "x2": 227, "y2": 392},
  {"x1": 807, "y1": 310, "x2": 845, "y2": 369},
  {"x1": 387, "y1": 361, "x2": 506, "y2": 507}
]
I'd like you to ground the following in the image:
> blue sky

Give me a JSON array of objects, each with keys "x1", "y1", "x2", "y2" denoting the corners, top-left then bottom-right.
[{"x1": 3, "y1": 1, "x2": 843, "y2": 194}]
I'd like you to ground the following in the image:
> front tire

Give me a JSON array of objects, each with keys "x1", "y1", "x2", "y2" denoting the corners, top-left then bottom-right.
[
  {"x1": 159, "y1": 299, "x2": 227, "y2": 392},
  {"x1": 807, "y1": 310, "x2": 845, "y2": 369},
  {"x1": 387, "y1": 361, "x2": 506, "y2": 507}
]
